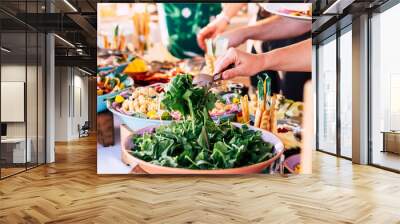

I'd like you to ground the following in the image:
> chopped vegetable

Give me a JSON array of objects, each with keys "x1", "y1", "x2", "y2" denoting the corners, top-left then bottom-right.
[
  {"x1": 97, "y1": 73, "x2": 133, "y2": 95},
  {"x1": 115, "y1": 95, "x2": 125, "y2": 104},
  {"x1": 124, "y1": 58, "x2": 148, "y2": 74},
  {"x1": 146, "y1": 110, "x2": 158, "y2": 119},
  {"x1": 161, "y1": 111, "x2": 172, "y2": 120}
]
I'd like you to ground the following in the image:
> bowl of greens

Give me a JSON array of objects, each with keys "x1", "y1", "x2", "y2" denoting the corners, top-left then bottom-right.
[
  {"x1": 122, "y1": 121, "x2": 284, "y2": 174},
  {"x1": 121, "y1": 74, "x2": 284, "y2": 174}
]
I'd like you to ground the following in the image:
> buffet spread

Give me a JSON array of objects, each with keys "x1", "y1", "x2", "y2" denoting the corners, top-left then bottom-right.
[{"x1": 97, "y1": 22, "x2": 303, "y2": 174}]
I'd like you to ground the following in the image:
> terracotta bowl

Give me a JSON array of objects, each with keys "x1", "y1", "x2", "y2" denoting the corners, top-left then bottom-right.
[{"x1": 121, "y1": 123, "x2": 284, "y2": 174}]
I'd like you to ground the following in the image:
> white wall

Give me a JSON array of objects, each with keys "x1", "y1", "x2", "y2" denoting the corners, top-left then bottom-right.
[
  {"x1": 54, "y1": 66, "x2": 89, "y2": 141},
  {"x1": 55, "y1": 66, "x2": 69, "y2": 141},
  {"x1": 71, "y1": 73, "x2": 89, "y2": 139},
  {"x1": 1, "y1": 65, "x2": 26, "y2": 149},
  {"x1": 1, "y1": 63, "x2": 46, "y2": 163},
  {"x1": 1, "y1": 65, "x2": 33, "y2": 138}
]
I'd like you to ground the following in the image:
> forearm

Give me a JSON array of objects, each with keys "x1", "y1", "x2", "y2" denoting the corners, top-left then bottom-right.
[
  {"x1": 259, "y1": 39, "x2": 312, "y2": 72},
  {"x1": 244, "y1": 15, "x2": 311, "y2": 42},
  {"x1": 221, "y1": 3, "x2": 246, "y2": 19}
]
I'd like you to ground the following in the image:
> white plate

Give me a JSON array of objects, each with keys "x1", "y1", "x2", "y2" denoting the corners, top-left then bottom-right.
[{"x1": 259, "y1": 3, "x2": 312, "y2": 21}]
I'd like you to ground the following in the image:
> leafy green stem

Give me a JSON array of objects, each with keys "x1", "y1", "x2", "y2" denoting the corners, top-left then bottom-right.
[{"x1": 183, "y1": 90, "x2": 196, "y2": 134}]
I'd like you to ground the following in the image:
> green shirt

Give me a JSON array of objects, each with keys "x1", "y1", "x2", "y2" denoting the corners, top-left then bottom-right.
[{"x1": 161, "y1": 3, "x2": 222, "y2": 59}]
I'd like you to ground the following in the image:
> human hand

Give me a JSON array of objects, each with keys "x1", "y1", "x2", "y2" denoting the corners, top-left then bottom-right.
[
  {"x1": 197, "y1": 16, "x2": 229, "y2": 50},
  {"x1": 214, "y1": 48, "x2": 265, "y2": 80},
  {"x1": 218, "y1": 27, "x2": 248, "y2": 48}
]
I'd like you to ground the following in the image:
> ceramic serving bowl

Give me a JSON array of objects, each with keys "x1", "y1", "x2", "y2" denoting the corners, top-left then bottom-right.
[
  {"x1": 98, "y1": 63, "x2": 128, "y2": 74},
  {"x1": 108, "y1": 107, "x2": 173, "y2": 131},
  {"x1": 109, "y1": 105, "x2": 237, "y2": 132},
  {"x1": 97, "y1": 75, "x2": 134, "y2": 113},
  {"x1": 106, "y1": 82, "x2": 173, "y2": 130},
  {"x1": 97, "y1": 91, "x2": 120, "y2": 113},
  {"x1": 283, "y1": 154, "x2": 301, "y2": 174},
  {"x1": 121, "y1": 123, "x2": 284, "y2": 174}
]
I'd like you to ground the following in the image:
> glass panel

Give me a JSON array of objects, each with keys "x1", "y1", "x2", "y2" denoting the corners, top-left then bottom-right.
[
  {"x1": 1, "y1": 32, "x2": 27, "y2": 177},
  {"x1": 317, "y1": 36, "x2": 337, "y2": 154},
  {"x1": 339, "y1": 28, "x2": 352, "y2": 158},
  {"x1": 371, "y1": 4, "x2": 400, "y2": 171},
  {"x1": 38, "y1": 32, "x2": 45, "y2": 165},
  {"x1": 27, "y1": 30, "x2": 38, "y2": 169},
  {"x1": 0, "y1": 0, "x2": 46, "y2": 178},
  {"x1": 26, "y1": 0, "x2": 39, "y2": 169}
]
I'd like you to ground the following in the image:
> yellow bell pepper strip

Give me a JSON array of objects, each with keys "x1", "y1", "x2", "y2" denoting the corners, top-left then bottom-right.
[
  {"x1": 115, "y1": 95, "x2": 125, "y2": 104},
  {"x1": 146, "y1": 110, "x2": 157, "y2": 119}
]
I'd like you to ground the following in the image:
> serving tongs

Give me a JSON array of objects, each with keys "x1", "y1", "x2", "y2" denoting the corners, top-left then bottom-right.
[{"x1": 193, "y1": 64, "x2": 234, "y2": 88}]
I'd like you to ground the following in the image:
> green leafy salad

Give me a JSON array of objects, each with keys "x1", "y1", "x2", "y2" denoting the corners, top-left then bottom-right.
[{"x1": 130, "y1": 74, "x2": 274, "y2": 170}]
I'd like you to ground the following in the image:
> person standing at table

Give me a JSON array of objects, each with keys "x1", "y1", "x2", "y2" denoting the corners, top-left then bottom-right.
[
  {"x1": 157, "y1": 3, "x2": 221, "y2": 59},
  {"x1": 197, "y1": 4, "x2": 311, "y2": 101},
  {"x1": 214, "y1": 39, "x2": 312, "y2": 76}
]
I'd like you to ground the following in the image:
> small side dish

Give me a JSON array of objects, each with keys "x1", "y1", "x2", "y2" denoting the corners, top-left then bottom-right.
[
  {"x1": 108, "y1": 84, "x2": 179, "y2": 120},
  {"x1": 97, "y1": 73, "x2": 133, "y2": 96}
]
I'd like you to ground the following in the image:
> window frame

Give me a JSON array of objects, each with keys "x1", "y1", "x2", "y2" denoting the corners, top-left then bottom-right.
[
  {"x1": 367, "y1": 0, "x2": 400, "y2": 173},
  {"x1": 315, "y1": 21, "x2": 353, "y2": 161}
]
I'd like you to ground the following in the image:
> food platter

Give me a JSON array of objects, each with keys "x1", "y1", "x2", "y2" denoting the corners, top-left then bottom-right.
[
  {"x1": 106, "y1": 83, "x2": 177, "y2": 130},
  {"x1": 120, "y1": 123, "x2": 284, "y2": 174},
  {"x1": 97, "y1": 73, "x2": 134, "y2": 113},
  {"x1": 97, "y1": 3, "x2": 312, "y2": 174},
  {"x1": 97, "y1": 65, "x2": 302, "y2": 174},
  {"x1": 259, "y1": 3, "x2": 312, "y2": 21}
]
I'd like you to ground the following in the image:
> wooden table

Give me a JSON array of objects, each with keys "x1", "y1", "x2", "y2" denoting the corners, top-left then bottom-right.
[
  {"x1": 97, "y1": 111, "x2": 115, "y2": 147},
  {"x1": 381, "y1": 131, "x2": 400, "y2": 154}
]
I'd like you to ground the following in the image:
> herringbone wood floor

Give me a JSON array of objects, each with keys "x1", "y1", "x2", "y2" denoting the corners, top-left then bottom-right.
[{"x1": 1, "y1": 135, "x2": 400, "y2": 224}]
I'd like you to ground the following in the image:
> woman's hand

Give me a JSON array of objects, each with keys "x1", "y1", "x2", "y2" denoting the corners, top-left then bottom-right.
[
  {"x1": 214, "y1": 48, "x2": 266, "y2": 80},
  {"x1": 197, "y1": 16, "x2": 229, "y2": 50}
]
